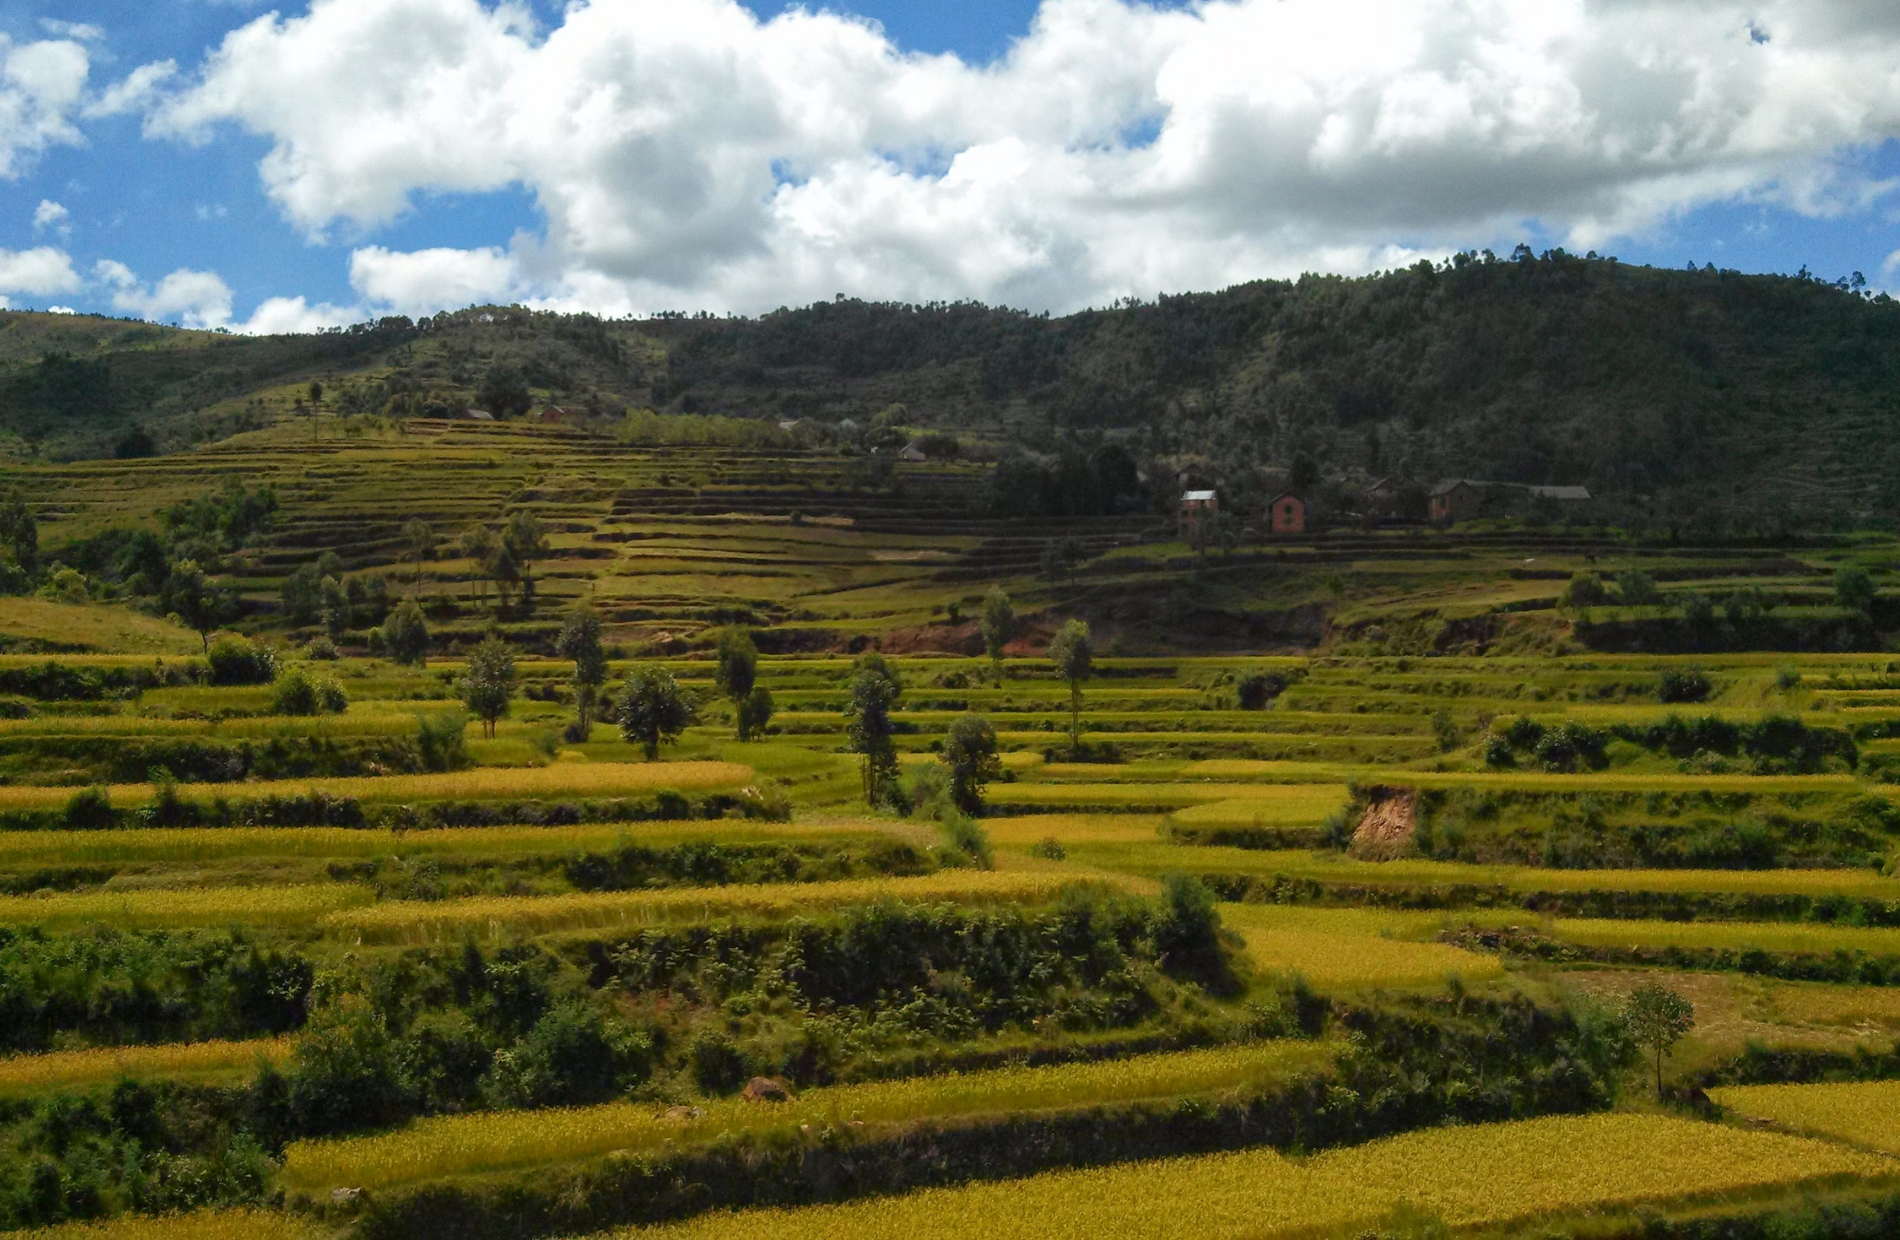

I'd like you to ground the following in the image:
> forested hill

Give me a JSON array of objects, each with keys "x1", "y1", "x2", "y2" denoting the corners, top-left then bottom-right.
[{"x1": 1, "y1": 251, "x2": 1897, "y2": 528}]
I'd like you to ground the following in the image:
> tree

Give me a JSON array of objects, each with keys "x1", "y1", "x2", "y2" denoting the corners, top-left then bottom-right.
[
  {"x1": 1047, "y1": 619, "x2": 1093, "y2": 752},
  {"x1": 281, "y1": 564, "x2": 322, "y2": 626},
  {"x1": 1615, "y1": 569, "x2": 1658, "y2": 606},
  {"x1": 457, "y1": 633, "x2": 516, "y2": 737},
  {"x1": 714, "y1": 629, "x2": 760, "y2": 739},
  {"x1": 1835, "y1": 565, "x2": 1876, "y2": 614},
  {"x1": 476, "y1": 364, "x2": 531, "y2": 419},
  {"x1": 739, "y1": 686, "x2": 775, "y2": 740},
  {"x1": 556, "y1": 603, "x2": 607, "y2": 738},
  {"x1": 979, "y1": 586, "x2": 1015, "y2": 681},
  {"x1": 503, "y1": 512, "x2": 549, "y2": 607},
  {"x1": 1624, "y1": 982, "x2": 1695, "y2": 1097},
  {"x1": 308, "y1": 379, "x2": 324, "y2": 408},
  {"x1": 618, "y1": 665, "x2": 695, "y2": 760},
  {"x1": 458, "y1": 527, "x2": 500, "y2": 609},
  {"x1": 943, "y1": 713, "x2": 1000, "y2": 814},
  {"x1": 403, "y1": 519, "x2": 435, "y2": 599},
  {"x1": 382, "y1": 598, "x2": 429, "y2": 666},
  {"x1": 1562, "y1": 571, "x2": 1606, "y2": 609},
  {"x1": 163, "y1": 559, "x2": 229, "y2": 650},
  {"x1": 843, "y1": 654, "x2": 902, "y2": 806},
  {"x1": 318, "y1": 575, "x2": 350, "y2": 642},
  {"x1": 0, "y1": 490, "x2": 38, "y2": 586}
]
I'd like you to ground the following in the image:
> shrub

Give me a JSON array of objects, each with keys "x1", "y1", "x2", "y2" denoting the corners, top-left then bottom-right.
[
  {"x1": 273, "y1": 667, "x2": 348, "y2": 716},
  {"x1": 1659, "y1": 667, "x2": 1711, "y2": 703},
  {"x1": 1562, "y1": 572, "x2": 1606, "y2": 609},
  {"x1": 416, "y1": 711, "x2": 470, "y2": 772},
  {"x1": 63, "y1": 785, "x2": 113, "y2": 829},
  {"x1": 1775, "y1": 665, "x2": 1802, "y2": 691},
  {"x1": 1030, "y1": 837, "x2": 1067, "y2": 860},
  {"x1": 1481, "y1": 735, "x2": 1514, "y2": 768},
  {"x1": 1615, "y1": 570, "x2": 1659, "y2": 606},
  {"x1": 1236, "y1": 671, "x2": 1290, "y2": 710},
  {"x1": 206, "y1": 635, "x2": 277, "y2": 685},
  {"x1": 1430, "y1": 709, "x2": 1460, "y2": 753},
  {"x1": 304, "y1": 635, "x2": 339, "y2": 660},
  {"x1": 483, "y1": 1004, "x2": 652, "y2": 1110}
]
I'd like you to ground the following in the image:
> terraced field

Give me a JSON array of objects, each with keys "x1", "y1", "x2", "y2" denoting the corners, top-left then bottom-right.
[{"x1": 3, "y1": 424, "x2": 1900, "y2": 1238}]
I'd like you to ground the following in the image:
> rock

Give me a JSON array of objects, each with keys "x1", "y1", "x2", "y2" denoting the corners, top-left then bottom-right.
[
  {"x1": 663, "y1": 1105, "x2": 706, "y2": 1122},
  {"x1": 741, "y1": 1076, "x2": 792, "y2": 1103},
  {"x1": 330, "y1": 1187, "x2": 364, "y2": 1206}
]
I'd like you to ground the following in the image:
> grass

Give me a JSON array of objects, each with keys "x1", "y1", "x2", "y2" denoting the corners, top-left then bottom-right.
[
  {"x1": 0, "y1": 598, "x2": 203, "y2": 655},
  {"x1": 0, "y1": 884, "x2": 373, "y2": 929},
  {"x1": 0, "y1": 1038, "x2": 292, "y2": 1097},
  {"x1": 323, "y1": 871, "x2": 1118, "y2": 944},
  {"x1": 0, "y1": 759, "x2": 755, "y2": 812},
  {"x1": 281, "y1": 1040, "x2": 1337, "y2": 1193},
  {"x1": 0, "y1": 820, "x2": 892, "y2": 868},
  {"x1": 1547, "y1": 917, "x2": 1900, "y2": 957},
  {"x1": 1222, "y1": 904, "x2": 1506, "y2": 990},
  {"x1": 1148, "y1": 848, "x2": 1900, "y2": 902},
  {"x1": 18, "y1": 1211, "x2": 322, "y2": 1240},
  {"x1": 628, "y1": 1113, "x2": 1895, "y2": 1240},
  {"x1": 1711, "y1": 1080, "x2": 1900, "y2": 1155}
]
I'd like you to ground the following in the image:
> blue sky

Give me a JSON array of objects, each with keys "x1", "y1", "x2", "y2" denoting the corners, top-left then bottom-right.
[{"x1": 0, "y1": 0, "x2": 1897, "y2": 329}]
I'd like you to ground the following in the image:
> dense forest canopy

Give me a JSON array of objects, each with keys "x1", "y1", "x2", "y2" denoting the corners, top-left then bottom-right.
[{"x1": 0, "y1": 251, "x2": 1894, "y2": 527}]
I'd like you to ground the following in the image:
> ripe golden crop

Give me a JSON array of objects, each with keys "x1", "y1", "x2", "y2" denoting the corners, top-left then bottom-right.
[
  {"x1": 633, "y1": 1113, "x2": 1893, "y2": 1240},
  {"x1": 1711, "y1": 1080, "x2": 1900, "y2": 1154},
  {"x1": 282, "y1": 1040, "x2": 1336, "y2": 1193},
  {"x1": 0, "y1": 1038, "x2": 292, "y2": 1097}
]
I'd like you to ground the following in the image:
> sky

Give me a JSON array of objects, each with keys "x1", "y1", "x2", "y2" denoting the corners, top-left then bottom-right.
[{"x1": 0, "y1": 0, "x2": 1897, "y2": 332}]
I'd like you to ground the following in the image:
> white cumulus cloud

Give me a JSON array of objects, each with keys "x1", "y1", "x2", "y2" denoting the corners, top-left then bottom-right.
[
  {"x1": 349, "y1": 244, "x2": 520, "y2": 316},
  {"x1": 0, "y1": 33, "x2": 91, "y2": 178},
  {"x1": 0, "y1": 246, "x2": 80, "y2": 296},
  {"x1": 32, "y1": 199, "x2": 68, "y2": 235},
  {"x1": 236, "y1": 294, "x2": 360, "y2": 334},
  {"x1": 142, "y1": 0, "x2": 1900, "y2": 314},
  {"x1": 101, "y1": 262, "x2": 235, "y2": 330}
]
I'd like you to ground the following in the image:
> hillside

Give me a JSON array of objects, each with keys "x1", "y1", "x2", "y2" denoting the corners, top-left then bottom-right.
[{"x1": 0, "y1": 253, "x2": 1896, "y2": 530}]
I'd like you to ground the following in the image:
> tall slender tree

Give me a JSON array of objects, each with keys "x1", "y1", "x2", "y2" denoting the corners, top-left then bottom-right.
[
  {"x1": 979, "y1": 586, "x2": 1015, "y2": 683},
  {"x1": 1048, "y1": 619, "x2": 1094, "y2": 753},
  {"x1": 556, "y1": 602, "x2": 607, "y2": 739}
]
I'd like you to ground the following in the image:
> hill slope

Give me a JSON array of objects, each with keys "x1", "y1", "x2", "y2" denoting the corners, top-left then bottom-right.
[{"x1": 0, "y1": 254, "x2": 1895, "y2": 526}]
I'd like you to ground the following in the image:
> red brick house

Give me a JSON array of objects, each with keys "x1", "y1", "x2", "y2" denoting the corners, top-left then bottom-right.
[
  {"x1": 1268, "y1": 492, "x2": 1307, "y2": 534},
  {"x1": 1179, "y1": 489, "x2": 1217, "y2": 530}
]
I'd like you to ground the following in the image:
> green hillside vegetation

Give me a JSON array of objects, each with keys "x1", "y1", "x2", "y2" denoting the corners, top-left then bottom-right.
[{"x1": 2, "y1": 252, "x2": 1897, "y2": 533}]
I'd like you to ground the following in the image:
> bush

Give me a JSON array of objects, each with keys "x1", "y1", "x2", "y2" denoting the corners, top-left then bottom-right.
[
  {"x1": 63, "y1": 785, "x2": 112, "y2": 829},
  {"x1": 483, "y1": 1004, "x2": 652, "y2": 1109},
  {"x1": 1776, "y1": 665, "x2": 1802, "y2": 691},
  {"x1": 1659, "y1": 667, "x2": 1712, "y2": 703},
  {"x1": 205, "y1": 635, "x2": 277, "y2": 686},
  {"x1": 1481, "y1": 735, "x2": 1514, "y2": 768},
  {"x1": 1562, "y1": 572, "x2": 1606, "y2": 609},
  {"x1": 304, "y1": 635, "x2": 339, "y2": 660},
  {"x1": 272, "y1": 667, "x2": 348, "y2": 716},
  {"x1": 1236, "y1": 671, "x2": 1289, "y2": 710},
  {"x1": 417, "y1": 711, "x2": 470, "y2": 772}
]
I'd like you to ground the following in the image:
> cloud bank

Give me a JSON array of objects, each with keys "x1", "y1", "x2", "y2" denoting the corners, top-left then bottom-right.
[{"x1": 77, "y1": 0, "x2": 1900, "y2": 321}]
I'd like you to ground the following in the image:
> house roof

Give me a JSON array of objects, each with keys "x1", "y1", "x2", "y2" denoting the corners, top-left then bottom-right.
[
  {"x1": 1430, "y1": 478, "x2": 1485, "y2": 496},
  {"x1": 1366, "y1": 476, "x2": 1394, "y2": 492},
  {"x1": 464, "y1": 408, "x2": 494, "y2": 421},
  {"x1": 1268, "y1": 491, "x2": 1305, "y2": 505},
  {"x1": 1182, "y1": 489, "x2": 1217, "y2": 502},
  {"x1": 1527, "y1": 485, "x2": 1592, "y2": 501}
]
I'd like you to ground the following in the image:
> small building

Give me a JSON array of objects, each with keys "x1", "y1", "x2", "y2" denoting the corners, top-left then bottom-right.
[
  {"x1": 1526, "y1": 485, "x2": 1592, "y2": 503},
  {"x1": 461, "y1": 407, "x2": 495, "y2": 422},
  {"x1": 1429, "y1": 479, "x2": 1485, "y2": 523},
  {"x1": 897, "y1": 441, "x2": 929, "y2": 463},
  {"x1": 1267, "y1": 492, "x2": 1307, "y2": 535},
  {"x1": 537, "y1": 405, "x2": 572, "y2": 424},
  {"x1": 777, "y1": 418, "x2": 804, "y2": 433},
  {"x1": 1179, "y1": 489, "x2": 1217, "y2": 530}
]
